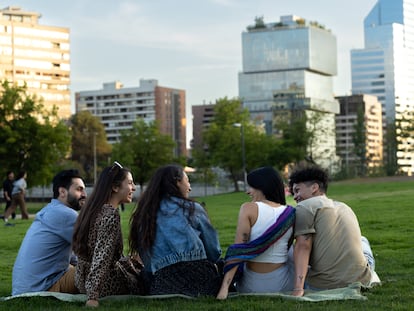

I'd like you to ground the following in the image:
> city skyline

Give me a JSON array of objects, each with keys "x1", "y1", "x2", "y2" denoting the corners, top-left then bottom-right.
[{"x1": 11, "y1": 0, "x2": 376, "y2": 145}]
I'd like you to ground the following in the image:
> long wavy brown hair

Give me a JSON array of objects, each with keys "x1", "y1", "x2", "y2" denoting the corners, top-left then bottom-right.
[
  {"x1": 72, "y1": 163, "x2": 130, "y2": 258},
  {"x1": 129, "y1": 164, "x2": 194, "y2": 256}
]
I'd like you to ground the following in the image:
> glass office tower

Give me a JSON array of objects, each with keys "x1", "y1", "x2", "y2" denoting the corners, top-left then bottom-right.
[
  {"x1": 239, "y1": 15, "x2": 339, "y2": 170},
  {"x1": 351, "y1": 0, "x2": 414, "y2": 175}
]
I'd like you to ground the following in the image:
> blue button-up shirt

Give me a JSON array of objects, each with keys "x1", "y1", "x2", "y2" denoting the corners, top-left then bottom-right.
[{"x1": 12, "y1": 199, "x2": 78, "y2": 295}]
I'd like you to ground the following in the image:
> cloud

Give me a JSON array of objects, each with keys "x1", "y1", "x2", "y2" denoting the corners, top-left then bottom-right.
[{"x1": 71, "y1": 1, "x2": 242, "y2": 64}]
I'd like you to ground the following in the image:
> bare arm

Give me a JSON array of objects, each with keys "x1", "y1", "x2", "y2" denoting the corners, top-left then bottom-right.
[
  {"x1": 216, "y1": 202, "x2": 256, "y2": 300},
  {"x1": 292, "y1": 234, "x2": 312, "y2": 297}
]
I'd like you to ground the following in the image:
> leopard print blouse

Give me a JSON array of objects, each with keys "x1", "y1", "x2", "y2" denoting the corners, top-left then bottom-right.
[{"x1": 75, "y1": 204, "x2": 129, "y2": 300}]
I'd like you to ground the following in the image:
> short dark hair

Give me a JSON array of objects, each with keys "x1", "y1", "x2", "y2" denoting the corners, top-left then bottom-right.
[
  {"x1": 52, "y1": 169, "x2": 83, "y2": 199},
  {"x1": 16, "y1": 170, "x2": 26, "y2": 180},
  {"x1": 288, "y1": 166, "x2": 329, "y2": 193}
]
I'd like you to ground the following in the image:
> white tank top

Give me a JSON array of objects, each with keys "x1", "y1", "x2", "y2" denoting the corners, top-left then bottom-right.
[{"x1": 249, "y1": 202, "x2": 293, "y2": 263}]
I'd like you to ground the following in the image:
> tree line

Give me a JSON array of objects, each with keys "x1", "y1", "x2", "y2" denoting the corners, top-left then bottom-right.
[{"x1": 0, "y1": 82, "x2": 410, "y2": 190}]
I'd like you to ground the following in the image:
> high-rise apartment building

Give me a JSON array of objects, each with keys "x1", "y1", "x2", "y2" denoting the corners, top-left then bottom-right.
[
  {"x1": 75, "y1": 79, "x2": 187, "y2": 157},
  {"x1": 335, "y1": 95, "x2": 383, "y2": 175},
  {"x1": 0, "y1": 6, "x2": 71, "y2": 119},
  {"x1": 239, "y1": 15, "x2": 340, "y2": 170},
  {"x1": 191, "y1": 103, "x2": 215, "y2": 149},
  {"x1": 351, "y1": 0, "x2": 414, "y2": 175}
]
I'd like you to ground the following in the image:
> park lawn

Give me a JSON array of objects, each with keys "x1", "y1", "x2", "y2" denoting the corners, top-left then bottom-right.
[{"x1": 0, "y1": 177, "x2": 413, "y2": 310}]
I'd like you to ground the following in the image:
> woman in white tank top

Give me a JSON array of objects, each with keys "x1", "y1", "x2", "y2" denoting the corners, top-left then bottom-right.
[{"x1": 217, "y1": 167, "x2": 295, "y2": 299}]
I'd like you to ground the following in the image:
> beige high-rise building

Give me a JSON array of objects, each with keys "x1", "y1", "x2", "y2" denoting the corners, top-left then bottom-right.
[
  {"x1": 335, "y1": 94, "x2": 383, "y2": 176},
  {"x1": 0, "y1": 6, "x2": 71, "y2": 119}
]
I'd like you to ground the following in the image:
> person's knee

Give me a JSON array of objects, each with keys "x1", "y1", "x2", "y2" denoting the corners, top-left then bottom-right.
[
  {"x1": 361, "y1": 236, "x2": 375, "y2": 270},
  {"x1": 48, "y1": 266, "x2": 78, "y2": 294}
]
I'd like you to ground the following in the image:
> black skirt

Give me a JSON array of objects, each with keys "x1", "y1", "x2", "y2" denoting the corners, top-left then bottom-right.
[{"x1": 149, "y1": 259, "x2": 222, "y2": 297}]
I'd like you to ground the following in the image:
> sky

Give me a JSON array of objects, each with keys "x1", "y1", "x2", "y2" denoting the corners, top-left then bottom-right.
[{"x1": 8, "y1": 0, "x2": 377, "y2": 146}]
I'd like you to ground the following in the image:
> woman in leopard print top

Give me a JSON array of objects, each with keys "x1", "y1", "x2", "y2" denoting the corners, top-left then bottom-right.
[{"x1": 73, "y1": 162, "x2": 141, "y2": 307}]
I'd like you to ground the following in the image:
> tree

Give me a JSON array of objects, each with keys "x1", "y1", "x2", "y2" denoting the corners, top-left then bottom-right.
[
  {"x1": 0, "y1": 81, "x2": 71, "y2": 186},
  {"x1": 273, "y1": 110, "x2": 309, "y2": 168},
  {"x1": 190, "y1": 146, "x2": 217, "y2": 196},
  {"x1": 70, "y1": 111, "x2": 112, "y2": 183},
  {"x1": 384, "y1": 122, "x2": 398, "y2": 176},
  {"x1": 202, "y1": 97, "x2": 274, "y2": 191},
  {"x1": 111, "y1": 119, "x2": 177, "y2": 189},
  {"x1": 352, "y1": 107, "x2": 367, "y2": 176}
]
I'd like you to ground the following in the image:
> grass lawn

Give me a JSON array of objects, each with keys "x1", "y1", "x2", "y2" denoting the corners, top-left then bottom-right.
[{"x1": 0, "y1": 177, "x2": 413, "y2": 310}]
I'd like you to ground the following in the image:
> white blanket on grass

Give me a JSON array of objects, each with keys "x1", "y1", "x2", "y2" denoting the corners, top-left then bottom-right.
[{"x1": 1, "y1": 282, "x2": 374, "y2": 302}]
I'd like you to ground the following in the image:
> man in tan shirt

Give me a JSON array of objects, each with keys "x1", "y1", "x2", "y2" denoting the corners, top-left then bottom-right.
[{"x1": 288, "y1": 166, "x2": 378, "y2": 296}]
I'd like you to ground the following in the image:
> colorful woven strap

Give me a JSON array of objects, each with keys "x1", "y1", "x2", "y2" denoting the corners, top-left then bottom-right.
[{"x1": 223, "y1": 205, "x2": 295, "y2": 274}]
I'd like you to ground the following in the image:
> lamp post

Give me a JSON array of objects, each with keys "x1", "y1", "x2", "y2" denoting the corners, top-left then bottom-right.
[{"x1": 233, "y1": 123, "x2": 247, "y2": 191}]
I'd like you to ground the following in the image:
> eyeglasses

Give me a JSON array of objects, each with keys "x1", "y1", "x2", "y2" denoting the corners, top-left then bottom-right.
[{"x1": 110, "y1": 161, "x2": 123, "y2": 172}]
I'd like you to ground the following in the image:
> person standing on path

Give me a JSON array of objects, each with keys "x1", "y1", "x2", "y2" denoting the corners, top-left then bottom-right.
[
  {"x1": 2, "y1": 170, "x2": 15, "y2": 219},
  {"x1": 4, "y1": 171, "x2": 28, "y2": 224}
]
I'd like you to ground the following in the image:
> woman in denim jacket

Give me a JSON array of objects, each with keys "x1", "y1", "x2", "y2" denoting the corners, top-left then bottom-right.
[{"x1": 129, "y1": 164, "x2": 222, "y2": 297}]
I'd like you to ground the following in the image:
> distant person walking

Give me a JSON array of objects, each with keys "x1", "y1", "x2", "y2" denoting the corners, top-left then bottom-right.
[
  {"x1": 2, "y1": 170, "x2": 16, "y2": 219},
  {"x1": 4, "y1": 171, "x2": 29, "y2": 224}
]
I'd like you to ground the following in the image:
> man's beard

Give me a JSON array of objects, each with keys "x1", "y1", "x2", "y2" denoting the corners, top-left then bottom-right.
[{"x1": 67, "y1": 192, "x2": 86, "y2": 211}]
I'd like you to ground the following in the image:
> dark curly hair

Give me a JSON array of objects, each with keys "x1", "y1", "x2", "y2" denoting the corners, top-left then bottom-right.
[{"x1": 288, "y1": 166, "x2": 329, "y2": 194}]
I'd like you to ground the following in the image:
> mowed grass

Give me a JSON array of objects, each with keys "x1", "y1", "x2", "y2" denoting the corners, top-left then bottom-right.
[{"x1": 0, "y1": 177, "x2": 413, "y2": 310}]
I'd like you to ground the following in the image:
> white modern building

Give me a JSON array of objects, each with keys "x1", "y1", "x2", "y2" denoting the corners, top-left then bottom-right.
[
  {"x1": 75, "y1": 79, "x2": 187, "y2": 157},
  {"x1": 0, "y1": 6, "x2": 71, "y2": 119},
  {"x1": 351, "y1": 0, "x2": 414, "y2": 175},
  {"x1": 239, "y1": 15, "x2": 340, "y2": 170}
]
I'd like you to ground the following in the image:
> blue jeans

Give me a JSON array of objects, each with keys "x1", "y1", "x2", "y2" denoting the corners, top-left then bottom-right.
[{"x1": 361, "y1": 236, "x2": 375, "y2": 271}]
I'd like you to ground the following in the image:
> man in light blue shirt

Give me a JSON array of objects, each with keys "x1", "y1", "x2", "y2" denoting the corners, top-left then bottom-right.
[{"x1": 12, "y1": 170, "x2": 86, "y2": 295}]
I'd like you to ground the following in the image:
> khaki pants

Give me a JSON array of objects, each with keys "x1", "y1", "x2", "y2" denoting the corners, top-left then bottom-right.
[
  {"x1": 48, "y1": 265, "x2": 79, "y2": 294},
  {"x1": 4, "y1": 192, "x2": 29, "y2": 220}
]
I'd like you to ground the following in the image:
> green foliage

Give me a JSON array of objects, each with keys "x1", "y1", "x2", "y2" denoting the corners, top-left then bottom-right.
[
  {"x1": 202, "y1": 97, "x2": 275, "y2": 191},
  {"x1": 1, "y1": 178, "x2": 413, "y2": 310},
  {"x1": 190, "y1": 147, "x2": 217, "y2": 185},
  {"x1": 0, "y1": 81, "x2": 71, "y2": 186},
  {"x1": 384, "y1": 122, "x2": 398, "y2": 176},
  {"x1": 352, "y1": 107, "x2": 367, "y2": 176},
  {"x1": 274, "y1": 111, "x2": 309, "y2": 167},
  {"x1": 202, "y1": 97, "x2": 247, "y2": 188},
  {"x1": 112, "y1": 119, "x2": 176, "y2": 189},
  {"x1": 247, "y1": 16, "x2": 266, "y2": 31},
  {"x1": 70, "y1": 111, "x2": 112, "y2": 183}
]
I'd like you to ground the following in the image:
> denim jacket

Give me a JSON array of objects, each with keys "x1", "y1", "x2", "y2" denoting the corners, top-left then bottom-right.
[{"x1": 142, "y1": 196, "x2": 221, "y2": 273}]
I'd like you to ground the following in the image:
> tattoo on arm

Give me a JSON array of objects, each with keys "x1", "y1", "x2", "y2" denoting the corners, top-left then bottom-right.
[{"x1": 242, "y1": 233, "x2": 249, "y2": 243}]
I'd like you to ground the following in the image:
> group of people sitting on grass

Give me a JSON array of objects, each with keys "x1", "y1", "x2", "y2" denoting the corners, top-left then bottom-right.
[{"x1": 11, "y1": 163, "x2": 380, "y2": 307}]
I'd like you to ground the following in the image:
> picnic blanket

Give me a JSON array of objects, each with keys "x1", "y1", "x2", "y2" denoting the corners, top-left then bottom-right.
[{"x1": 0, "y1": 282, "x2": 373, "y2": 302}]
